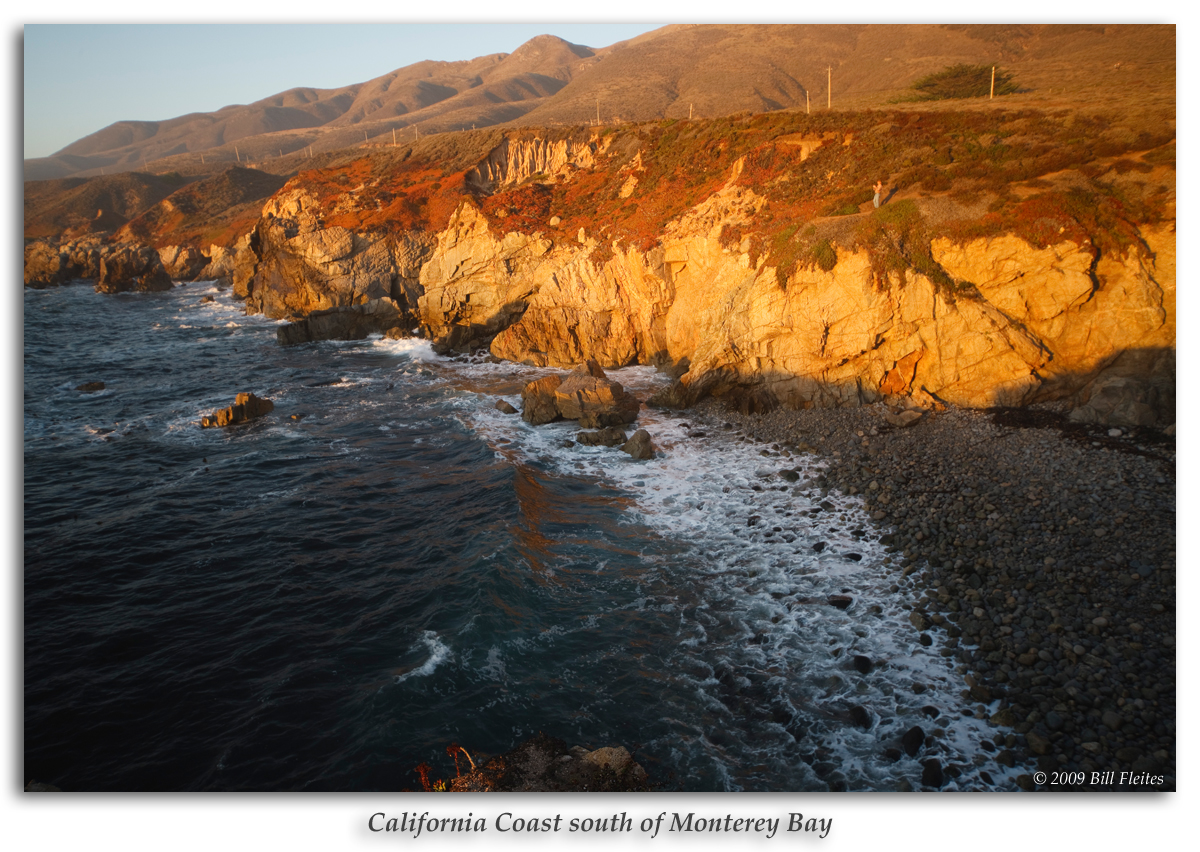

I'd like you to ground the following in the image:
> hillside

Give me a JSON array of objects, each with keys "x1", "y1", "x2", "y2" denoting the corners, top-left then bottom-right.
[{"x1": 23, "y1": 24, "x2": 1174, "y2": 182}]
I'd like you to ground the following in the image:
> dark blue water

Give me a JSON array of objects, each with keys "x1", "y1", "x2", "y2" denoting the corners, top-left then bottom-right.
[{"x1": 24, "y1": 283, "x2": 1018, "y2": 791}]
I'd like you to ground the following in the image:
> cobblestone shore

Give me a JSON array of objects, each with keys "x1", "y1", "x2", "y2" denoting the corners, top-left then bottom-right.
[{"x1": 689, "y1": 398, "x2": 1176, "y2": 791}]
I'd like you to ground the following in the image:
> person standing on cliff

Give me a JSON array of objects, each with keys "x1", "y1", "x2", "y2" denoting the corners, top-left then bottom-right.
[{"x1": 873, "y1": 180, "x2": 884, "y2": 208}]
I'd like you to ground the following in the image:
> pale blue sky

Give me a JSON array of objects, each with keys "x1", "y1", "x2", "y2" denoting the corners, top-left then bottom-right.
[{"x1": 22, "y1": 23, "x2": 665, "y2": 158}]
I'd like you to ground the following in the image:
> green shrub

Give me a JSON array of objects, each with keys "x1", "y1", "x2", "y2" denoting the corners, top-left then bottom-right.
[{"x1": 811, "y1": 239, "x2": 838, "y2": 271}]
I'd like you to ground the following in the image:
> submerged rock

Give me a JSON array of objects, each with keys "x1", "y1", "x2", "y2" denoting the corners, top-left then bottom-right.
[{"x1": 200, "y1": 392, "x2": 274, "y2": 428}]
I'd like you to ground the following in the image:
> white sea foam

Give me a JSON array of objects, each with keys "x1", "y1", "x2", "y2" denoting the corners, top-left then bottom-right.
[
  {"x1": 436, "y1": 356, "x2": 1029, "y2": 790},
  {"x1": 370, "y1": 336, "x2": 439, "y2": 361},
  {"x1": 395, "y1": 630, "x2": 453, "y2": 683}
]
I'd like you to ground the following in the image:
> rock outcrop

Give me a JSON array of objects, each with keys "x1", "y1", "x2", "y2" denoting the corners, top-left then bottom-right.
[
  {"x1": 157, "y1": 244, "x2": 209, "y2": 281},
  {"x1": 276, "y1": 297, "x2": 407, "y2": 345},
  {"x1": 96, "y1": 245, "x2": 173, "y2": 293},
  {"x1": 520, "y1": 361, "x2": 641, "y2": 427},
  {"x1": 24, "y1": 239, "x2": 110, "y2": 288},
  {"x1": 200, "y1": 393, "x2": 274, "y2": 428},
  {"x1": 239, "y1": 188, "x2": 436, "y2": 321},
  {"x1": 444, "y1": 732, "x2": 651, "y2": 792},
  {"x1": 466, "y1": 135, "x2": 606, "y2": 193}
]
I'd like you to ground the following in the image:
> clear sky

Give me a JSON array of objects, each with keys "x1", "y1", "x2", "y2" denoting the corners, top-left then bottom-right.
[{"x1": 23, "y1": 22, "x2": 665, "y2": 158}]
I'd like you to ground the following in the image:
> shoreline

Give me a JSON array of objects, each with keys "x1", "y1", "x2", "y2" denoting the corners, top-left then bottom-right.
[{"x1": 686, "y1": 396, "x2": 1176, "y2": 791}]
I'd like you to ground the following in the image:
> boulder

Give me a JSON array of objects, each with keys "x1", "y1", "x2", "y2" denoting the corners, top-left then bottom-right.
[
  {"x1": 276, "y1": 298, "x2": 405, "y2": 345},
  {"x1": 620, "y1": 429, "x2": 655, "y2": 459},
  {"x1": 200, "y1": 393, "x2": 274, "y2": 428},
  {"x1": 553, "y1": 360, "x2": 640, "y2": 428},
  {"x1": 521, "y1": 375, "x2": 563, "y2": 425},
  {"x1": 883, "y1": 407, "x2": 925, "y2": 428},
  {"x1": 495, "y1": 399, "x2": 518, "y2": 415},
  {"x1": 96, "y1": 245, "x2": 173, "y2": 293},
  {"x1": 1069, "y1": 375, "x2": 1162, "y2": 427},
  {"x1": 75, "y1": 381, "x2": 105, "y2": 392}
]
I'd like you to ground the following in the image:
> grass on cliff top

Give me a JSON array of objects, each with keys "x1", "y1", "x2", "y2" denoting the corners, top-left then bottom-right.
[
  {"x1": 469, "y1": 107, "x2": 1172, "y2": 280},
  {"x1": 133, "y1": 104, "x2": 1171, "y2": 276}
]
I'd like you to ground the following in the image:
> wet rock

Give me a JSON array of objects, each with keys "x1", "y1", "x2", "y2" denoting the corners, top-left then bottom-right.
[
  {"x1": 577, "y1": 427, "x2": 628, "y2": 447},
  {"x1": 921, "y1": 758, "x2": 945, "y2": 788},
  {"x1": 852, "y1": 655, "x2": 873, "y2": 674},
  {"x1": 849, "y1": 705, "x2": 872, "y2": 729},
  {"x1": 621, "y1": 429, "x2": 655, "y2": 460},
  {"x1": 827, "y1": 595, "x2": 853, "y2": 610},
  {"x1": 554, "y1": 361, "x2": 641, "y2": 428},
  {"x1": 445, "y1": 733, "x2": 651, "y2": 792},
  {"x1": 902, "y1": 725, "x2": 925, "y2": 757},
  {"x1": 200, "y1": 392, "x2": 274, "y2": 428},
  {"x1": 1025, "y1": 731, "x2": 1051, "y2": 755},
  {"x1": 521, "y1": 375, "x2": 563, "y2": 425},
  {"x1": 494, "y1": 399, "x2": 518, "y2": 415},
  {"x1": 276, "y1": 298, "x2": 405, "y2": 345},
  {"x1": 75, "y1": 381, "x2": 105, "y2": 392}
]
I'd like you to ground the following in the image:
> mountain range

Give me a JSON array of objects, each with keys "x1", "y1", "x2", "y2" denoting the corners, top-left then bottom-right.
[{"x1": 24, "y1": 23, "x2": 1175, "y2": 181}]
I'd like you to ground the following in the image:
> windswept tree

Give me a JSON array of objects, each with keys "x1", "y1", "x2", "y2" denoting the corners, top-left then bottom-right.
[{"x1": 907, "y1": 64, "x2": 1019, "y2": 101}]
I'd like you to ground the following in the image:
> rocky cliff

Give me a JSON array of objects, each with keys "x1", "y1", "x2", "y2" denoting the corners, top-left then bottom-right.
[{"x1": 27, "y1": 108, "x2": 1175, "y2": 427}]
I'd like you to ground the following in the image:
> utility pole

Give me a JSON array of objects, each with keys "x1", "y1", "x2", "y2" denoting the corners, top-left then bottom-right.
[
  {"x1": 393, "y1": 128, "x2": 397, "y2": 147},
  {"x1": 990, "y1": 65, "x2": 996, "y2": 99},
  {"x1": 827, "y1": 67, "x2": 832, "y2": 109},
  {"x1": 596, "y1": 95, "x2": 600, "y2": 126},
  {"x1": 200, "y1": 153, "x2": 205, "y2": 165},
  {"x1": 689, "y1": 103, "x2": 693, "y2": 120},
  {"x1": 235, "y1": 146, "x2": 241, "y2": 163},
  {"x1": 806, "y1": 90, "x2": 810, "y2": 114}
]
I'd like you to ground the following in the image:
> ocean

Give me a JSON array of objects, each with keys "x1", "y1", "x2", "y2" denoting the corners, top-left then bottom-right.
[{"x1": 24, "y1": 282, "x2": 1018, "y2": 791}]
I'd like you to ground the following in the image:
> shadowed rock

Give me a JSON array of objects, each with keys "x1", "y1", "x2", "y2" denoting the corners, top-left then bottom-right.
[
  {"x1": 445, "y1": 733, "x2": 651, "y2": 792},
  {"x1": 96, "y1": 245, "x2": 173, "y2": 293},
  {"x1": 276, "y1": 298, "x2": 405, "y2": 345}
]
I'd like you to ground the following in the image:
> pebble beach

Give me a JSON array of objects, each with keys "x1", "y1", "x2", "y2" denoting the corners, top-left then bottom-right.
[{"x1": 689, "y1": 398, "x2": 1177, "y2": 790}]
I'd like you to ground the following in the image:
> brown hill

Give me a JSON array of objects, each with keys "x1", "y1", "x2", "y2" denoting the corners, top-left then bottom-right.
[
  {"x1": 115, "y1": 166, "x2": 289, "y2": 248},
  {"x1": 23, "y1": 24, "x2": 1174, "y2": 182},
  {"x1": 22, "y1": 171, "x2": 193, "y2": 239}
]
